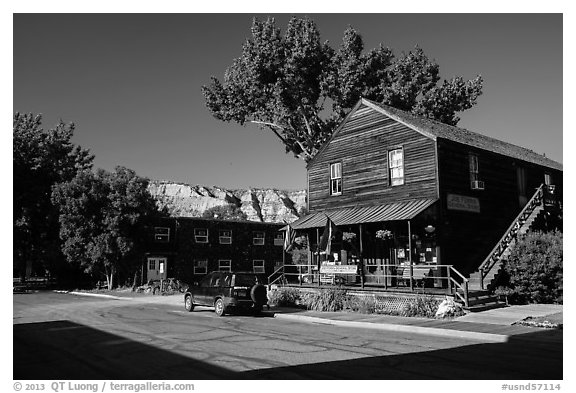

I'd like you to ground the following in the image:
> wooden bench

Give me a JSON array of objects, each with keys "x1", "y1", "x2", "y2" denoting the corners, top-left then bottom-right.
[{"x1": 398, "y1": 265, "x2": 433, "y2": 286}]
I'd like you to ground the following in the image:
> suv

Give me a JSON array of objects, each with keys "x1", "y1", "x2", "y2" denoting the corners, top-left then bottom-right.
[{"x1": 184, "y1": 271, "x2": 268, "y2": 316}]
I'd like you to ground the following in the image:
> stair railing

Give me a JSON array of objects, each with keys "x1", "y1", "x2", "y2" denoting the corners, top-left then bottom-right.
[
  {"x1": 478, "y1": 184, "x2": 545, "y2": 289},
  {"x1": 449, "y1": 266, "x2": 469, "y2": 308},
  {"x1": 267, "y1": 265, "x2": 285, "y2": 288}
]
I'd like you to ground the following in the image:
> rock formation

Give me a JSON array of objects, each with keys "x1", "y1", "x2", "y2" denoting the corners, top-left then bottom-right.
[{"x1": 148, "y1": 181, "x2": 307, "y2": 223}]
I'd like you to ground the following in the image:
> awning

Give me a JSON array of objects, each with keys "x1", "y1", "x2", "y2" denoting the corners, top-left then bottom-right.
[{"x1": 290, "y1": 198, "x2": 438, "y2": 229}]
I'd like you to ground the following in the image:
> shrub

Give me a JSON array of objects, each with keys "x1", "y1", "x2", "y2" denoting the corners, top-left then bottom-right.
[
  {"x1": 343, "y1": 295, "x2": 377, "y2": 314},
  {"x1": 400, "y1": 294, "x2": 441, "y2": 318},
  {"x1": 300, "y1": 288, "x2": 348, "y2": 311},
  {"x1": 503, "y1": 230, "x2": 562, "y2": 304},
  {"x1": 267, "y1": 287, "x2": 301, "y2": 307}
]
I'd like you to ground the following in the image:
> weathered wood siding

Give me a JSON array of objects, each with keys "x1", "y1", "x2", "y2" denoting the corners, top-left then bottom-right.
[
  {"x1": 437, "y1": 139, "x2": 563, "y2": 275},
  {"x1": 308, "y1": 105, "x2": 438, "y2": 211}
]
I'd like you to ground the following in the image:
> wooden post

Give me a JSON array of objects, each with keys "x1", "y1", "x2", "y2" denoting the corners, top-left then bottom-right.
[
  {"x1": 408, "y1": 220, "x2": 413, "y2": 291},
  {"x1": 316, "y1": 227, "x2": 321, "y2": 287},
  {"x1": 359, "y1": 223, "x2": 364, "y2": 289}
]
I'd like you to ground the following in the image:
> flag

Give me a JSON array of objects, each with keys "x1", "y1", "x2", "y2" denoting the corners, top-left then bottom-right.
[
  {"x1": 318, "y1": 216, "x2": 338, "y2": 255},
  {"x1": 283, "y1": 224, "x2": 296, "y2": 252}
]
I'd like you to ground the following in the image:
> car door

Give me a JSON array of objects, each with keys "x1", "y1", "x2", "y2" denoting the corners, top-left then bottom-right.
[
  {"x1": 195, "y1": 273, "x2": 214, "y2": 306},
  {"x1": 205, "y1": 272, "x2": 222, "y2": 305}
]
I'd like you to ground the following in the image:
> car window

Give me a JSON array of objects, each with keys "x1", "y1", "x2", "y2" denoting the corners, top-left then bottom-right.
[
  {"x1": 210, "y1": 273, "x2": 221, "y2": 287},
  {"x1": 199, "y1": 274, "x2": 213, "y2": 288},
  {"x1": 222, "y1": 274, "x2": 232, "y2": 287}
]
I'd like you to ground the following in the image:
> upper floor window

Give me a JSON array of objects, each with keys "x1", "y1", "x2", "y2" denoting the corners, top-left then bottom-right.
[
  {"x1": 330, "y1": 162, "x2": 342, "y2": 196},
  {"x1": 253, "y1": 231, "x2": 265, "y2": 245},
  {"x1": 273, "y1": 232, "x2": 284, "y2": 246},
  {"x1": 219, "y1": 230, "x2": 232, "y2": 244},
  {"x1": 544, "y1": 173, "x2": 553, "y2": 186},
  {"x1": 469, "y1": 154, "x2": 484, "y2": 190},
  {"x1": 154, "y1": 227, "x2": 170, "y2": 243},
  {"x1": 388, "y1": 148, "x2": 404, "y2": 186},
  {"x1": 194, "y1": 228, "x2": 209, "y2": 243}
]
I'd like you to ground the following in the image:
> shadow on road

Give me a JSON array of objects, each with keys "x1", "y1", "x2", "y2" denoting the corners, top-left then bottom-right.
[{"x1": 14, "y1": 320, "x2": 562, "y2": 380}]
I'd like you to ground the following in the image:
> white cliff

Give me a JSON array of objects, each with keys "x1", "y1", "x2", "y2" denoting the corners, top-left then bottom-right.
[{"x1": 148, "y1": 181, "x2": 306, "y2": 223}]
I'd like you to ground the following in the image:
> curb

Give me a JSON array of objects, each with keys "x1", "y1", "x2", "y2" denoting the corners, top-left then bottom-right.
[
  {"x1": 273, "y1": 313, "x2": 509, "y2": 343},
  {"x1": 54, "y1": 290, "x2": 131, "y2": 301}
]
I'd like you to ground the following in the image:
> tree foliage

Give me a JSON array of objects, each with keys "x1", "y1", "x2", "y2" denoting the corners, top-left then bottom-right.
[
  {"x1": 203, "y1": 17, "x2": 483, "y2": 161},
  {"x1": 502, "y1": 230, "x2": 563, "y2": 304},
  {"x1": 202, "y1": 204, "x2": 248, "y2": 221},
  {"x1": 13, "y1": 112, "x2": 94, "y2": 279},
  {"x1": 52, "y1": 167, "x2": 161, "y2": 289}
]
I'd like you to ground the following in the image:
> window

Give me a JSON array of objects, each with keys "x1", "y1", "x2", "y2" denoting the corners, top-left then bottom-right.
[
  {"x1": 388, "y1": 148, "x2": 404, "y2": 186},
  {"x1": 469, "y1": 153, "x2": 484, "y2": 189},
  {"x1": 253, "y1": 260, "x2": 265, "y2": 274},
  {"x1": 218, "y1": 260, "x2": 231, "y2": 272},
  {"x1": 219, "y1": 230, "x2": 232, "y2": 244},
  {"x1": 154, "y1": 227, "x2": 170, "y2": 243},
  {"x1": 148, "y1": 259, "x2": 156, "y2": 270},
  {"x1": 274, "y1": 233, "x2": 284, "y2": 246},
  {"x1": 253, "y1": 231, "x2": 265, "y2": 245},
  {"x1": 194, "y1": 260, "x2": 207, "y2": 275},
  {"x1": 330, "y1": 162, "x2": 342, "y2": 195},
  {"x1": 545, "y1": 173, "x2": 553, "y2": 186},
  {"x1": 194, "y1": 228, "x2": 208, "y2": 243}
]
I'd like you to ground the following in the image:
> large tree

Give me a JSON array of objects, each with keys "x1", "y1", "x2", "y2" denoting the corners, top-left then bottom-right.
[
  {"x1": 203, "y1": 17, "x2": 483, "y2": 161},
  {"x1": 52, "y1": 167, "x2": 161, "y2": 289},
  {"x1": 13, "y1": 113, "x2": 94, "y2": 280}
]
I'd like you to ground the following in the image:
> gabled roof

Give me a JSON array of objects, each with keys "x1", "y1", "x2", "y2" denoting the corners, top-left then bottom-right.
[{"x1": 312, "y1": 98, "x2": 562, "y2": 171}]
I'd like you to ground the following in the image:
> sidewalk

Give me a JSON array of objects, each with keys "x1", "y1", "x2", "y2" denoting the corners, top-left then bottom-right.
[{"x1": 270, "y1": 305, "x2": 563, "y2": 343}]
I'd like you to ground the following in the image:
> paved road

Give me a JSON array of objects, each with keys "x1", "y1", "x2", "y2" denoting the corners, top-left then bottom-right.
[{"x1": 13, "y1": 292, "x2": 562, "y2": 380}]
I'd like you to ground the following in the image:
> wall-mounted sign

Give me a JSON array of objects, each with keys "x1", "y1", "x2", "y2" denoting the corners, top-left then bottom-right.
[
  {"x1": 447, "y1": 194, "x2": 481, "y2": 213},
  {"x1": 320, "y1": 265, "x2": 358, "y2": 274}
]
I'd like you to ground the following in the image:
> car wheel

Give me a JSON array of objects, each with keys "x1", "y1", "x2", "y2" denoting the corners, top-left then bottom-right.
[
  {"x1": 214, "y1": 298, "x2": 226, "y2": 317},
  {"x1": 184, "y1": 295, "x2": 194, "y2": 312}
]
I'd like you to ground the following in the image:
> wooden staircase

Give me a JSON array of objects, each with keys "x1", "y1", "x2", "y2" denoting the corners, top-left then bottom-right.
[{"x1": 468, "y1": 185, "x2": 547, "y2": 293}]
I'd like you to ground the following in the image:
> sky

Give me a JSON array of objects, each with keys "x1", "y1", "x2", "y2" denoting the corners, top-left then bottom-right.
[{"x1": 13, "y1": 13, "x2": 563, "y2": 191}]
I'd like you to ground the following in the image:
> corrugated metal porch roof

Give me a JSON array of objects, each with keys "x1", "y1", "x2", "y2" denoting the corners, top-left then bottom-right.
[{"x1": 290, "y1": 198, "x2": 438, "y2": 229}]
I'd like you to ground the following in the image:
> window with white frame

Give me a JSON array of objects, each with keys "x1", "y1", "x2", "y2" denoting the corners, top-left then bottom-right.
[
  {"x1": 218, "y1": 259, "x2": 232, "y2": 272},
  {"x1": 545, "y1": 173, "x2": 553, "y2": 186},
  {"x1": 274, "y1": 232, "x2": 284, "y2": 246},
  {"x1": 154, "y1": 227, "x2": 170, "y2": 243},
  {"x1": 193, "y1": 260, "x2": 207, "y2": 275},
  {"x1": 194, "y1": 228, "x2": 208, "y2": 243},
  {"x1": 219, "y1": 230, "x2": 232, "y2": 244},
  {"x1": 253, "y1": 231, "x2": 265, "y2": 245},
  {"x1": 253, "y1": 260, "x2": 265, "y2": 274},
  {"x1": 469, "y1": 154, "x2": 479, "y2": 183},
  {"x1": 330, "y1": 162, "x2": 342, "y2": 195},
  {"x1": 148, "y1": 259, "x2": 156, "y2": 270},
  {"x1": 388, "y1": 148, "x2": 404, "y2": 186}
]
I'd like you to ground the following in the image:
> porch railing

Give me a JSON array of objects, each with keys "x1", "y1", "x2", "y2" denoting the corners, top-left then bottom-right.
[
  {"x1": 477, "y1": 184, "x2": 545, "y2": 289},
  {"x1": 268, "y1": 263, "x2": 469, "y2": 307}
]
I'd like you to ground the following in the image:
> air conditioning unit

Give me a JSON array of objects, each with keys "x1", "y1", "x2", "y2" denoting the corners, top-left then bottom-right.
[{"x1": 471, "y1": 180, "x2": 485, "y2": 190}]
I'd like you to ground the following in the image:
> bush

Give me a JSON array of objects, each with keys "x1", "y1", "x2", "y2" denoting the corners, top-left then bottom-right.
[
  {"x1": 300, "y1": 288, "x2": 348, "y2": 311},
  {"x1": 267, "y1": 287, "x2": 302, "y2": 307},
  {"x1": 343, "y1": 295, "x2": 377, "y2": 314},
  {"x1": 502, "y1": 230, "x2": 562, "y2": 304},
  {"x1": 400, "y1": 294, "x2": 441, "y2": 318}
]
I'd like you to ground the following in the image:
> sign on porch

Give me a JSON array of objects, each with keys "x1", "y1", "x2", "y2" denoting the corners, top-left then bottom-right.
[
  {"x1": 447, "y1": 194, "x2": 481, "y2": 213},
  {"x1": 320, "y1": 265, "x2": 358, "y2": 274}
]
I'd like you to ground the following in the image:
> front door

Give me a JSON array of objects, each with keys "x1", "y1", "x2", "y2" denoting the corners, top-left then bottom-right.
[{"x1": 147, "y1": 257, "x2": 167, "y2": 281}]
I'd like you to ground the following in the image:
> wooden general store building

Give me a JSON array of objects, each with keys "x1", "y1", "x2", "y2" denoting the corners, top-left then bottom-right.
[{"x1": 286, "y1": 98, "x2": 562, "y2": 303}]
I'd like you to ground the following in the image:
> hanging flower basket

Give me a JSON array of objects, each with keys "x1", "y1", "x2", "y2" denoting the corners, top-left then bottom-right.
[{"x1": 376, "y1": 229, "x2": 393, "y2": 240}]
